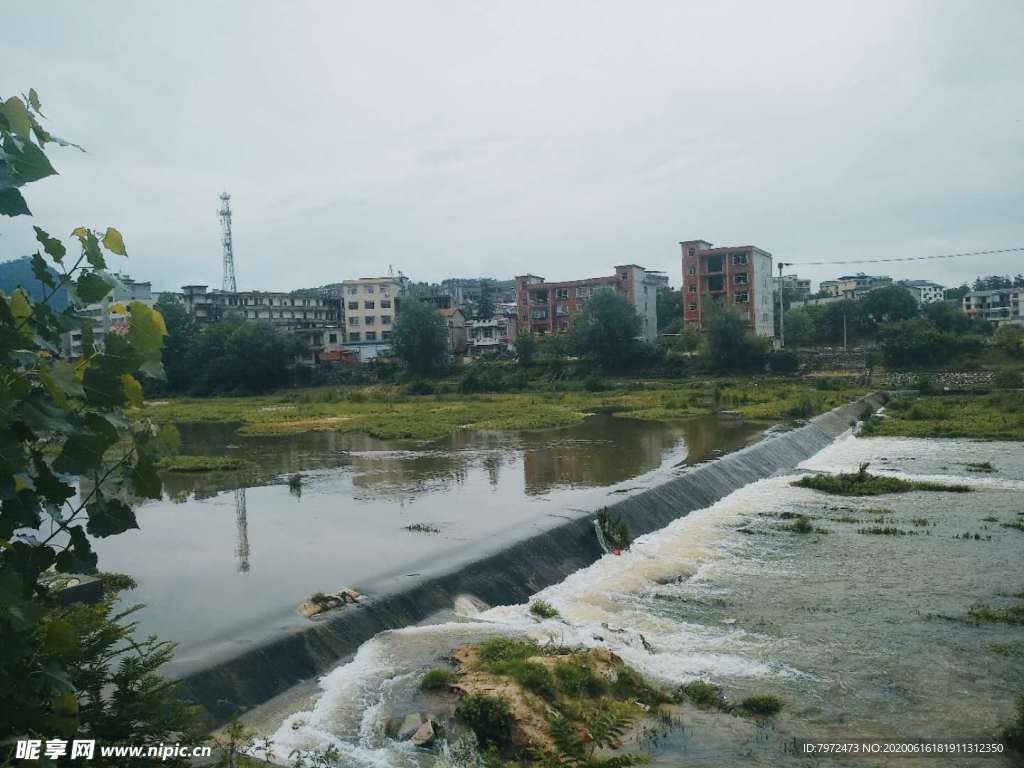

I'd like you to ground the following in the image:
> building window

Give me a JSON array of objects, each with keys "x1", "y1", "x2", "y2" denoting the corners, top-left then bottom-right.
[
  {"x1": 365, "y1": 331, "x2": 377, "y2": 341},
  {"x1": 381, "y1": 315, "x2": 391, "y2": 325},
  {"x1": 365, "y1": 316, "x2": 376, "y2": 325},
  {"x1": 381, "y1": 299, "x2": 391, "y2": 308},
  {"x1": 732, "y1": 253, "x2": 748, "y2": 265},
  {"x1": 365, "y1": 285, "x2": 375, "y2": 294},
  {"x1": 348, "y1": 287, "x2": 357, "y2": 295},
  {"x1": 688, "y1": 248, "x2": 696, "y2": 257},
  {"x1": 556, "y1": 303, "x2": 569, "y2": 316},
  {"x1": 555, "y1": 287, "x2": 569, "y2": 300},
  {"x1": 364, "y1": 301, "x2": 375, "y2": 310},
  {"x1": 531, "y1": 308, "x2": 548, "y2": 320},
  {"x1": 382, "y1": 330, "x2": 392, "y2": 340},
  {"x1": 349, "y1": 331, "x2": 360, "y2": 341},
  {"x1": 734, "y1": 292, "x2": 749, "y2": 303},
  {"x1": 348, "y1": 316, "x2": 359, "y2": 325},
  {"x1": 687, "y1": 284, "x2": 696, "y2": 293},
  {"x1": 329, "y1": 333, "x2": 337, "y2": 343},
  {"x1": 688, "y1": 304, "x2": 698, "y2": 312},
  {"x1": 733, "y1": 273, "x2": 748, "y2": 285},
  {"x1": 620, "y1": 272, "x2": 628, "y2": 281},
  {"x1": 560, "y1": 320, "x2": 569, "y2": 331},
  {"x1": 348, "y1": 301, "x2": 358, "y2": 310}
]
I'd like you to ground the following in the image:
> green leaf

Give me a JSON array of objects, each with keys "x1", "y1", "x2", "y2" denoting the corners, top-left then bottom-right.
[
  {"x1": 120, "y1": 373, "x2": 143, "y2": 407},
  {"x1": 81, "y1": 364, "x2": 126, "y2": 409},
  {"x1": 32, "y1": 452, "x2": 75, "y2": 504},
  {"x1": 102, "y1": 226, "x2": 126, "y2": 255},
  {"x1": 0, "y1": 187, "x2": 30, "y2": 216},
  {"x1": 42, "y1": 618, "x2": 79, "y2": 659},
  {"x1": 85, "y1": 496, "x2": 138, "y2": 538},
  {"x1": 52, "y1": 415, "x2": 118, "y2": 474},
  {"x1": 47, "y1": 692, "x2": 80, "y2": 737},
  {"x1": 9, "y1": 288, "x2": 32, "y2": 329},
  {"x1": 81, "y1": 230, "x2": 106, "y2": 270},
  {"x1": 27, "y1": 88, "x2": 42, "y2": 114},
  {"x1": 79, "y1": 320, "x2": 95, "y2": 357},
  {"x1": 34, "y1": 225, "x2": 66, "y2": 262},
  {"x1": 3, "y1": 134, "x2": 57, "y2": 184},
  {"x1": 30, "y1": 252, "x2": 55, "y2": 288},
  {"x1": 1, "y1": 96, "x2": 32, "y2": 139},
  {"x1": 54, "y1": 525, "x2": 97, "y2": 574},
  {"x1": 76, "y1": 271, "x2": 112, "y2": 303},
  {"x1": 40, "y1": 359, "x2": 85, "y2": 404}
]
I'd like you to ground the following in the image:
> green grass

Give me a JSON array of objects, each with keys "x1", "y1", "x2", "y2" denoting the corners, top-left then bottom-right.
[
  {"x1": 477, "y1": 637, "x2": 542, "y2": 665},
  {"x1": 529, "y1": 600, "x2": 560, "y2": 619},
  {"x1": 737, "y1": 694, "x2": 783, "y2": 716},
  {"x1": 156, "y1": 455, "x2": 256, "y2": 472},
  {"x1": 140, "y1": 378, "x2": 870, "y2": 441},
  {"x1": 420, "y1": 667, "x2": 454, "y2": 690},
  {"x1": 862, "y1": 392, "x2": 1024, "y2": 441},
  {"x1": 554, "y1": 660, "x2": 609, "y2": 698},
  {"x1": 968, "y1": 602, "x2": 1024, "y2": 625},
  {"x1": 793, "y1": 468, "x2": 971, "y2": 496},
  {"x1": 676, "y1": 680, "x2": 728, "y2": 710}
]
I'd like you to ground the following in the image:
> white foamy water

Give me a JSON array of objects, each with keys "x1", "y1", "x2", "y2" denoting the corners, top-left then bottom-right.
[{"x1": 266, "y1": 433, "x2": 1024, "y2": 767}]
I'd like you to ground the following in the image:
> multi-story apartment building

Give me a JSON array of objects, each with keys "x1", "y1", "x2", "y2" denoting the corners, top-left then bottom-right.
[
  {"x1": 515, "y1": 265, "x2": 664, "y2": 343},
  {"x1": 63, "y1": 274, "x2": 154, "y2": 358},
  {"x1": 340, "y1": 276, "x2": 404, "y2": 361},
  {"x1": 680, "y1": 239, "x2": 774, "y2": 337},
  {"x1": 898, "y1": 280, "x2": 945, "y2": 305},
  {"x1": 468, "y1": 306, "x2": 518, "y2": 357},
  {"x1": 963, "y1": 288, "x2": 1024, "y2": 327},
  {"x1": 177, "y1": 285, "x2": 341, "y2": 364},
  {"x1": 780, "y1": 274, "x2": 812, "y2": 300}
]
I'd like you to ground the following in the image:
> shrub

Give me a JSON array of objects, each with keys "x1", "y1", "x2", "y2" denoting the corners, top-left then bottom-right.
[
  {"x1": 405, "y1": 379, "x2": 435, "y2": 395},
  {"x1": 995, "y1": 369, "x2": 1023, "y2": 390},
  {"x1": 555, "y1": 660, "x2": 609, "y2": 698},
  {"x1": 786, "y1": 515, "x2": 814, "y2": 534},
  {"x1": 767, "y1": 350, "x2": 800, "y2": 374},
  {"x1": 506, "y1": 661, "x2": 557, "y2": 700},
  {"x1": 678, "y1": 680, "x2": 728, "y2": 710},
  {"x1": 612, "y1": 666, "x2": 669, "y2": 706},
  {"x1": 597, "y1": 509, "x2": 633, "y2": 551},
  {"x1": 792, "y1": 466, "x2": 971, "y2": 496},
  {"x1": 1004, "y1": 694, "x2": 1024, "y2": 753},
  {"x1": 456, "y1": 693, "x2": 513, "y2": 750},
  {"x1": 738, "y1": 694, "x2": 783, "y2": 715},
  {"x1": 786, "y1": 394, "x2": 817, "y2": 419},
  {"x1": 529, "y1": 600, "x2": 560, "y2": 619},
  {"x1": 583, "y1": 374, "x2": 606, "y2": 392},
  {"x1": 420, "y1": 667, "x2": 454, "y2": 690}
]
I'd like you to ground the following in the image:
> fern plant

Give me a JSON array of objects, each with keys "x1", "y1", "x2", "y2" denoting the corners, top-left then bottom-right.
[{"x1": 545, "y1": 705, "x2": 649, "y2": 767}]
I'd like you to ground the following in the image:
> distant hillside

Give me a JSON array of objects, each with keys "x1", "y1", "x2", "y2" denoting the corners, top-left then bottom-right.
[{"x1": 0, "y1": 256, "x2": 70, "y2": 310}]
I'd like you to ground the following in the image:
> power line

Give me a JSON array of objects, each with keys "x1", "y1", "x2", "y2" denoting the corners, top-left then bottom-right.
[{"x1": 788, "y1": 246, "x2": 1024, "y2": 267}]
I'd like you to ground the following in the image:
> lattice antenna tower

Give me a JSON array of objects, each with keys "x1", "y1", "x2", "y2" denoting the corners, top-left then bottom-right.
[{"x1": 219, "y1": 192, "x2": 237, "y2": 292}]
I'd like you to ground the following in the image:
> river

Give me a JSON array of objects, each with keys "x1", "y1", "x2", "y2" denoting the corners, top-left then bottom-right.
[{"x1": 262, "y1": 432, "x2": 1024, "y2": 767}]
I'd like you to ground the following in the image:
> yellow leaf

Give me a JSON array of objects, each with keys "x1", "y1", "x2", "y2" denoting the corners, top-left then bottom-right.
[
  {"x1": 121, "y1": 374, "x2": 144, "y2": 408},
  {"x1": 110, "y1": 302, "x2": 127, "y2": 314},
  {"x1": 71, "y1": 226, "x2": 88, "y2": 240},
  {"x1": 10, "y1": 289, "x2": 32, "y2": 337},
  {"x1": 103, "y1": 226, "x2": 127, "y2": 256}
]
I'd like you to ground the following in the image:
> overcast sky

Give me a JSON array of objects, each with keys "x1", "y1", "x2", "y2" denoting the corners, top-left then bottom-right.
[{"x1": 3, "y1": 1, "x2": 1023, "y2": 292}]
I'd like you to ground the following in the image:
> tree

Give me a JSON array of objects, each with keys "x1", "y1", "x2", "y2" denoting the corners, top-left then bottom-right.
[
  {"x1": 859, "y1": 285, "x2": 918, "y2": 329},
  {"x1": 569, "y1": 289, "x2": 641, "y2": 371},
  {"x1": 514, "y1": 331, "x2": 537, "y2": 367},
  {"x1": 944, "y1": 283, "x2": 970, "y2": 302},
  {"x1": 782, "y1": 308, "x2": 815, "y2": 347},
  {"x1": 993, "y1": 324, "x2": 1024, "y2": 359},
  {"x1": 879, "y1": 318, "x2": 982, "y2": 367},
  {"x1": 186, "y1": 320, "x2": 305, "y2": 395},
  {"x1": 475, "y1": 279, "x2": 495, "y2": 320},
  {"x1": 1, "y1": 90, "x2": 199, "y2": 761},
  {"x1": 922, "y1": 300, "x2": 973, "y2": 334},
  {"x1": 154, "y1": 294, "x2": 196, "y2": 393},
  {"x1": 656, "y1": 286, "x2": 682, "y2": 331},
  {"x1": 391, "y1": 298, "x2": 448, "y2": 376},
  {"x1": 703, "y1": 305, "x2": 769, "y2": 372}
]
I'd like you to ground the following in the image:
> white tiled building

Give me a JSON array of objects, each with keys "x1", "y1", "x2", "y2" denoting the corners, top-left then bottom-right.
[{"x1": 341, "y1": 276, "x2": 405, "y2": 361}]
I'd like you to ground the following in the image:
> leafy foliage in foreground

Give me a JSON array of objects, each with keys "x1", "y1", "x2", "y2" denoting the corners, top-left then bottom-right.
[{"x1": 1, "y1": 89, "x2": 196, "y2": 760}]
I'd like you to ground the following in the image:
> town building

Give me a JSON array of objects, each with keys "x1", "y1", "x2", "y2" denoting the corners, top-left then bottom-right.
[
  {"x1": 177, "y1": 285, "x2": 341, "y2": 364},
  {"x1": 898, "y1": 280, "x2": 945, "y2": 304},
  {"x1": 439, "y1": 308, "x2": 469, "y2": 355},
  {"x1": 963, "y1": 288, "x2": 1024, "y2": 327},
  {"x1": 515, "y1": 265, "x2": 664, "y2": 343},
  {"x1": 820, "y1": 273, "x2": 893, "y2": 300},
  {"x1": 468, "y1": 305, "x2": 518, "y2": 357},
  {"x1": 340, "y1": 276, "x2": 404, "y2": 362},
  {"x1": 63, "y1": 274, "x2": 155, "y2": 358},
  {"x1": 780, "y1": 274, "x2": 812, "y2": 300},
  {"x1": 680, "y1": 240, "x2": 774, "y2": 337}
]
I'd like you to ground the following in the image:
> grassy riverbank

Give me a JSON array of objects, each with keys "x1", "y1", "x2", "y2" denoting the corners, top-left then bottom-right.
[
  {"x1": 141, "y1": 378, "x2": 869, "y2": 441},
  {"x1": 862, "y1": 391, "x2": 1024, "y2": 441}
]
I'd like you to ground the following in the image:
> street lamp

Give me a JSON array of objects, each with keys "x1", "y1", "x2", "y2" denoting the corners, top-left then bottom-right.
[{"x1": 777, "y1": 262, "x2": 792, "y2": 348}]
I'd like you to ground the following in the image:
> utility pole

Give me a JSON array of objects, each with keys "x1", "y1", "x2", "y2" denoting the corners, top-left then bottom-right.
[
  {"x1": 219, "y1": 192, "x2": 237, "y2": 292},
  {"x1": 843, "y1": 313, "x2": 848, "y2": 351},
  {"x1": 777, "y1": 262, "x2": 791, "y2": 348}
]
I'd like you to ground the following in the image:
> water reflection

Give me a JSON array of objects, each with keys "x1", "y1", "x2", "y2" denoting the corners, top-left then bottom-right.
[{"x1": 94, "y1": 414, "x2": 763, "y2": 660}]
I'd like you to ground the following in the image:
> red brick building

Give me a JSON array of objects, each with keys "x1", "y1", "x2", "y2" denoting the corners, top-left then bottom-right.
[
  {"x1": 515, "y1": 265, "x2": 664, "y2": 343},
  {"x1": 680, "y1": 239, "x2": 775, "y2": 337}
]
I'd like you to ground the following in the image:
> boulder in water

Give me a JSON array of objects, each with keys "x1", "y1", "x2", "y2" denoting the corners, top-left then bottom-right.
[
  {"x1": 397, "y1": 713, "x2": 422, "y2": 741},
  {"x1": 410, "y1": 720, "x2": 436, "y2": 747}
]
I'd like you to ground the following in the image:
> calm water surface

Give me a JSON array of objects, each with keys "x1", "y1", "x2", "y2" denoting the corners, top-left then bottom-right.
[{"x1": 92, "y1": 414, "x2": 761, "y2": 665}]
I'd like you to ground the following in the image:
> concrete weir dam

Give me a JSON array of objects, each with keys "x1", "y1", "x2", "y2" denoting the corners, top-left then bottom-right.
[{"x1": 177, "y1": 393, "x2": 887, "y2": 724}]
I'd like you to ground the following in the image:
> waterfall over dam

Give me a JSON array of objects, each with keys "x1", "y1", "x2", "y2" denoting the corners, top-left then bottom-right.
[{"x1": 176, "y1": 393, "x2": 886, "y2": 724}]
